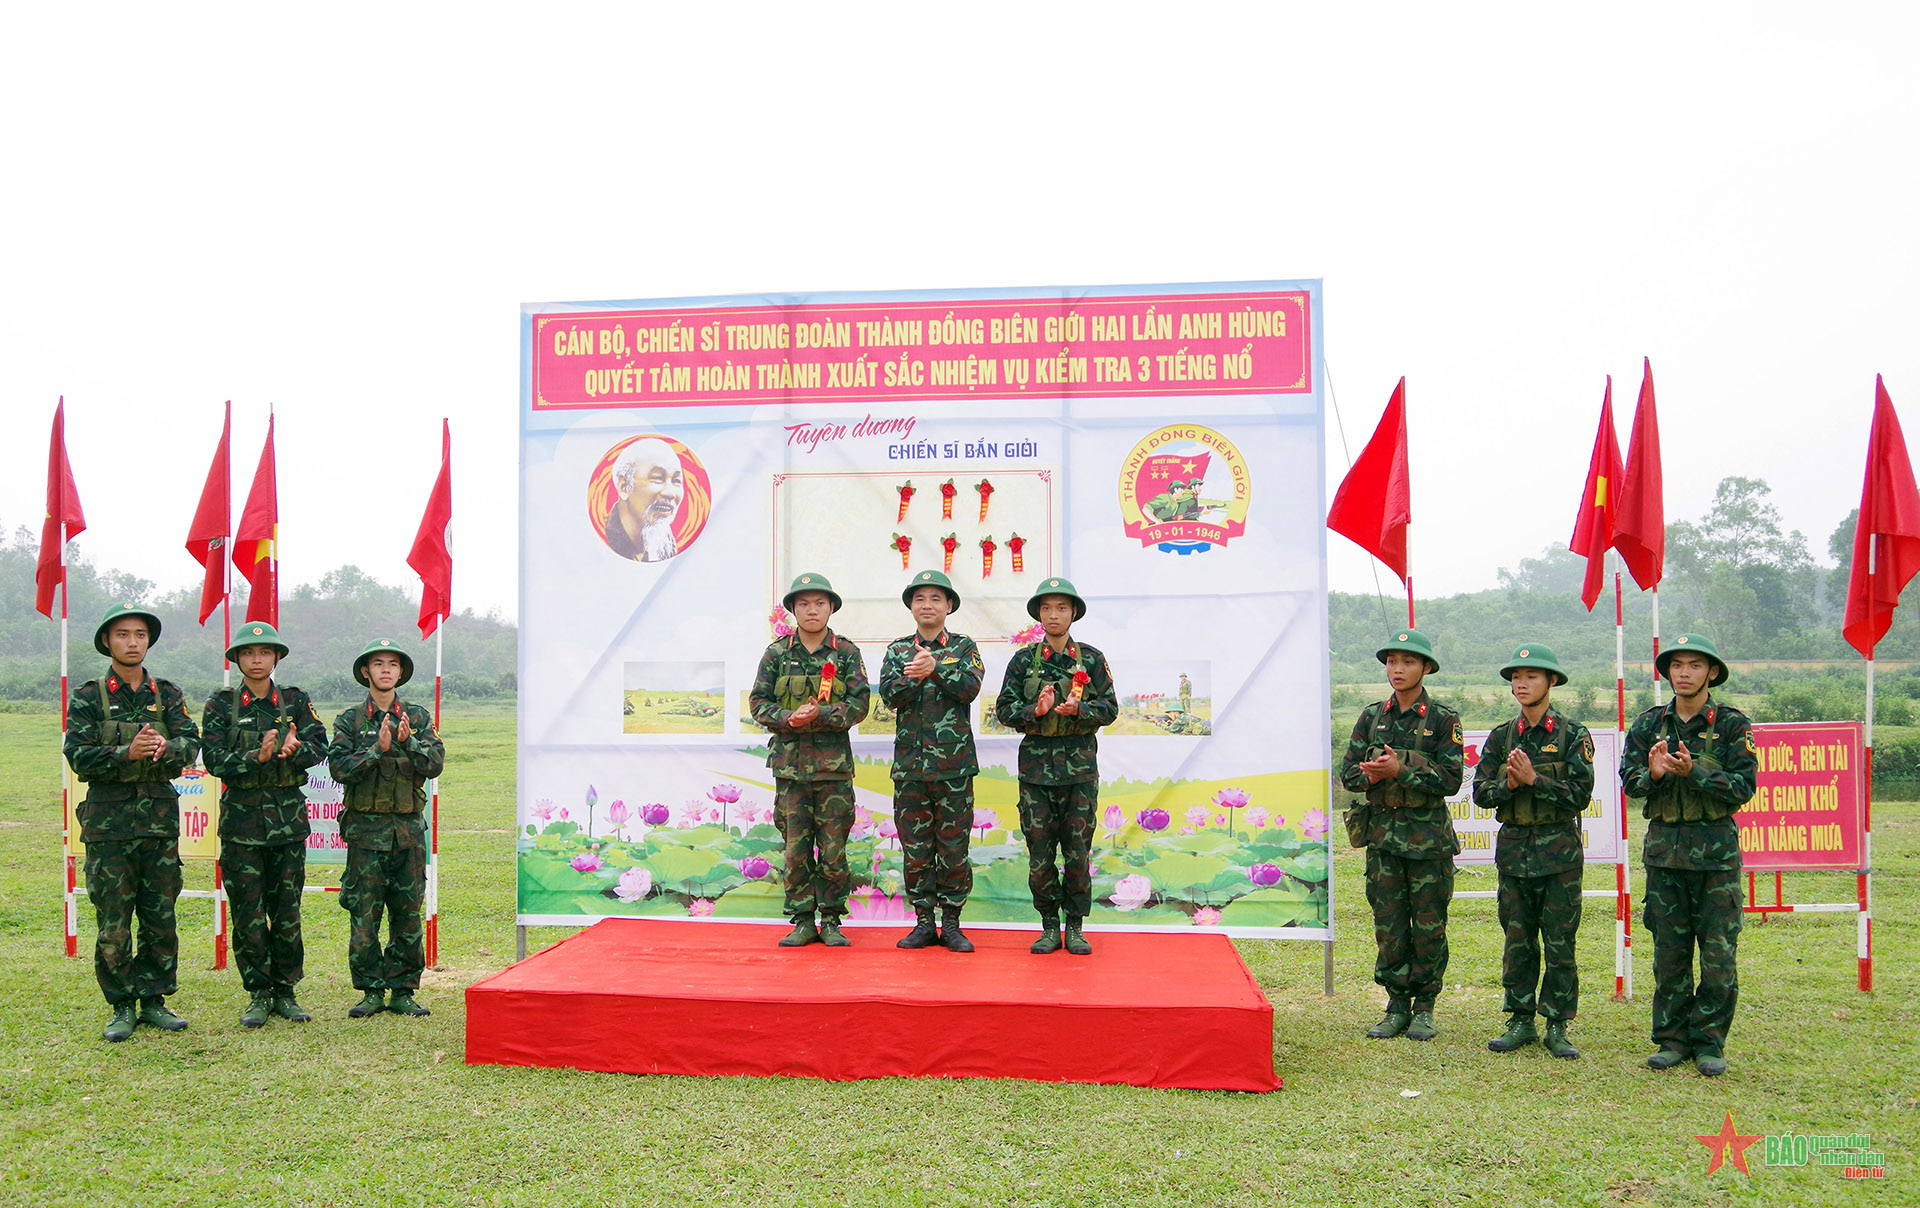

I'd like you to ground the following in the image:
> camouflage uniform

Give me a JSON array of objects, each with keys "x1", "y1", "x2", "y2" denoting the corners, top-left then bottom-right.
[
  {"x1": 1623, "y1": 697, "x2": 1756, "y2": 1061},
  {"x1": 201, "y1": 681, "x2": 328, "y2": 996},
  {"x1": 329, "y1": 696, "x2": 444, "y2": 992},
  {"x1": 1178, "y1": 674, "x2": 1192, "y2": 712},
  {"x1": 1338, "y1": 689, "x2": 1463, "y2": 1014},
  {"x1": 994, "y1": 640, "x2": 1118, "y2": 918},
  {"x1": 1473, "y1": 706, "x2": 1594, "y2": 1022},
  {"x1": 1144, "y1": 483, "x2": 1200, "y2": 522},
  {"x1": 749, "y1": 631, "x2": 871, "y2": 919},
  {"x1": 879, "y1": 629, "x2": 982, "y2": 911},
  {"x1": 64, "y1": 668, "x2": 200, "y2": 1006}
]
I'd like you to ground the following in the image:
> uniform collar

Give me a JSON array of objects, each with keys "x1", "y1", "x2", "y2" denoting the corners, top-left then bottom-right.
[
  {"x1": 240, "y1": 680, "x2": 280, "y2": 708},
  {"x1": 1041, "y1": 639, "x2": 1078, "y2": 661},
  {"x1": 1515, "y1": 705, "x2": 1561, "y2": 736},
  {"x1": 1660, "y1": 694, "x2": 1716, "y2": 728},
  {"x1": 104, "y1": 667, "x2": 154, "y2": 697},
  {"x1": 1383, "y1": 687, "x2": 1430, "y2": 718},
  {"x1": 363, "y1": 694, "x2": 403, "y2": 718},
  {"x1": 915, "y1": 630, "x2": 949, "y2": 648},
  {"x1": 787, "y1": 630, "x2": 839, "y2": 655}
]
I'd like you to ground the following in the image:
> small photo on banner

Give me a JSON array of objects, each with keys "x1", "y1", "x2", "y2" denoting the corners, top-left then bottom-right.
[
  {"x1": 1114, "y1": 663, "x2": 1211, "y2": 736},
  {"x1": 622, "y1": 661, "x2": 725, "y2": 734}
]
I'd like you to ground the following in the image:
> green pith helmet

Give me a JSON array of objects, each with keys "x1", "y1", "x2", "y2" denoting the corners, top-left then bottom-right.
[
  {"x1": 225, "y1": 621, "x2": 289, "y2": 662},
  {"x1": 783, "y1": 572, "x2": 843, "y2": 613},
  {"x1": 353, "y1": 638, "x2": 414, "y2": 688},
  {"x1": 1375, "y1": 628, "x2": 1439, "y2": 674},
  {"x1": 902, "y1": 568, "x2": 960, "y2": 611},
  {"x1": 1501, "y1": 643, "x2": 1568, "y2": 687},
  {"x1": 94, "y1": 603, "x2": 163, "y2": 657},
  {"x1": 1026, "y1": 576, "x2": 1087, "y2": 621},
  {"x1": 1657, "y1": 633, "x2": 1729, "y2": 687}
]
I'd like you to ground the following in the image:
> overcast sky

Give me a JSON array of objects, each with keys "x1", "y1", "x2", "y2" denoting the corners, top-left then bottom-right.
[{"x1": 4, "y1": 3, "x2": 1914, "y2": 624}]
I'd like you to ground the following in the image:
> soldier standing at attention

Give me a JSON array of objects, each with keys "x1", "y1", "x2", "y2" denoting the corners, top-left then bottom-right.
[
  {"x1": 879, "y1": 570, "x2": 984, "y2": 952},
  {"x1": 65, "y1": 604, "x2": 201, "y2": 1041},
  {"x1": 1338, "y1": 629, "x2": 1463, "y2": 1042},
  {"x1": 750, "y1": 574, "x2": 871, "y2": 948},
  {"x1": 329, "y1": 639, "x2": 444, "y2": 1019},
  {"x1": 1622, "y1": 634, "x2": 1756, "y2": 1077},
  {"x1": 200, "y1": 622, "x2": 328, "y2": 1028},
  {"x1": 1178, "y1": 673, "x2": 1192, "y2": 713},
  {"x1": 1473, "y1": 645, "x2": 1594, "y2": 1060},
  {"x1": 995, "y1": 578, "x2": 1118, "y2": 955}
]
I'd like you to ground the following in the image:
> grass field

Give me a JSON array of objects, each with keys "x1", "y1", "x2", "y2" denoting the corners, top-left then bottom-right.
[{"x1": 0, "y1": 707, "x2": 1913, "y2": 1206}]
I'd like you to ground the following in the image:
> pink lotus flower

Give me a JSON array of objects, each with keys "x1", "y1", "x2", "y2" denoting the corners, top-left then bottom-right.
[
  {"x1": 971, "y1": 808, "x2": 999, "y2": 837},
  {"x1": 1247, "y1": 863, "x2": 1283, "y2": 887},
  {"x1": 688, "y1": 898, "x2": 715, "y2": 917},
  {"x1": 1212, "y1": 788, "x2": 1249, "y2": 810},
  {"x1": 570, "y1": 852, "x2": 604, "y2": 872},
  {"x1": 709, "y1": 784, "x2": 742, "y2": 804},
  {"x1": 846, "y1": 886, "x2": 913, "y2": 921},
  {"x1": 1101, "y1": 804, "x2": 1125, "y2": 829},
  {"x1": 1302, "y1": 808, "x2": 1330, "y2": 839},
  {"x1": 1213, "y1": 814, "x2": 1227, "y2": 826},
  {"x1": 640, "y1": 802, "x2": 670, "y2": 826},
  {"x1": 585, "y1": 784, "x2": 599, "y2": 808},
  {"x1": 1183, "y1": 805, "x2": 1210, "y2": 828},
  {"x1": 1138, "y1": 808, "x2": 1170, "y2": 833},
  {"x1": 850, "y1": 808, "x2": 877, "y2": 840},
  {"x1": 614, "y1": 866, "x2": 651, "y2": 902},
  {"x1": 531, "y1": 800, "x2": 555, "y2": 823},
  {"x1": 1179, "y1": 826, "x2": 1195, "y2": 835},
  {"x1": 1194, "y1": 906, "x2": 1222, "y2": 926},
  {"x1": 1111, "y1": 873, "x2": 1153, "y2": 912},
  {"x1": 1009, "y1": 622, "x2": 1044, "y2": 645},
  {"x1": 739, "y1": 856, "x2": 771, "y2": 880},
  {"x1": 877, "y1": 815, "x2": 898, "y2": 840},
  {"x1": 605, "y1": 800, "x2": 632, "y2": 829},
  {"x1": 1245, "y1": 806, "x2": 1271, "y2": 829},
  {"x1": 558, "y1": 807, "x2": 570, "y2": 821}
]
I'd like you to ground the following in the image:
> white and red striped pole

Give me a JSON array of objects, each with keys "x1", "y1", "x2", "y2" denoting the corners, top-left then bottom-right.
[
  {"x1": 426, "y1": 625, "x2": 442, "y2": 967},
  {"x1": 1613, "y1": 554, "x2": 1633, "y2": 1000},
  {"x1": 1860, "y1": 538, "x2": 1876, "y2": 992},
  {"x1": 60, "y1": 521, "x2": 77, "y2": 959}
]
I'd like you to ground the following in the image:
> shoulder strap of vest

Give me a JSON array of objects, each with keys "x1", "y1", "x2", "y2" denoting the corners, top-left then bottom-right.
[{"x1": 89, "y1": 677, "x2": 108, "y2": 720}]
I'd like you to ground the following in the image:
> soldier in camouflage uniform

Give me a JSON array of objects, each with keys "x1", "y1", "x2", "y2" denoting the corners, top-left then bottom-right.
[
  {"x1": 200, "y1": 622, "x2": 329, "y2": 1028},
  {"x1": 1144, "y1": 479, "x2": 1200, "y2": 522},
  {"x1": 1473, "y1": 644, "x2": 1594, "y2": 1060},
  {"x1": 64, "y1": 604, "x2": 201, "y2": 1041},
  {"x1": 879, "y1": 569, "x2": 984, "y2": 952},
  {"x1": 1622, "y1": 633, "x2": 1756, "y2": 1077},
  {"x1": 994, "y1": 578, "x2": 1118, "y2": 955},
  {"x1": 329, "y1": 638, "x2": 445, "y2": 1019},
  {"x1": 1338, "y1": 628, "x2": 1463, "y2": 1042},
  {"x1": 750, "y1": 573, "x2": 871, "y2": 948}
]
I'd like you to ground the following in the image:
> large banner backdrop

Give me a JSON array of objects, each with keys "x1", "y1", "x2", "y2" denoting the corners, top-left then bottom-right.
[{"x1": 517, "y1": 281, "x2": 1331, "y2": 937}]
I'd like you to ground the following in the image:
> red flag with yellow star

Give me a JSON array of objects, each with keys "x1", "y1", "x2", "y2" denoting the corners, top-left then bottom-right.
[
  {"x1": 1569, "y1": 379, "x2": 1622, "y2": 611},
  {"x1": 233, "y1": 414, "x2": 279, "y2": 625}
]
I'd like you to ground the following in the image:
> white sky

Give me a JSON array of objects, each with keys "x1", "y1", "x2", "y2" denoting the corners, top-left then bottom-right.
[{"x1": 4, "y1": 3, "x2": 1914, "y2": 622}]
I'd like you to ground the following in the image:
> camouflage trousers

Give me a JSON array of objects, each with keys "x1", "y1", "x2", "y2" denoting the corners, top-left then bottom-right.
[
  {"x1": 1643, "y1": 864, "x2": 1742, "y2": 1057},
  {"x1": 221, "y1": 840, "x2": 306, "y2": 994},
  {"x1": 775, "y1": 778, "x2": 854, "y2": 919},
  {"x1": 1497, "y1": 867, "x2": 1582, "y2": 1020},
  {"x1": 1017, "y1": 780, "x2": 1096, "y2": 918},
  {"x1": 84, "y1": 837, "x2": 182, "y2": 1005},
  {"x1": 340, "y1": 842, "x2": 426, "y2": 992},
  {"x1": 895, "y1": 778, "x2": 974, "y2": 911},
  {"x1": 1364, "y1": 849, "x2": 1453, "y2": 1012}
]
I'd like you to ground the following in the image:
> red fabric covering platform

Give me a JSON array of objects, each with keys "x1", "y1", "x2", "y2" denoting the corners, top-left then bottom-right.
[{"x1": 466, "y1": 919, "x2": 1279, "y2": 1091}]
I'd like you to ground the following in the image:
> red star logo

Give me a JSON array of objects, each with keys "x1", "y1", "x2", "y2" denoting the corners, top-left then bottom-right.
[{"x1": 1695, "y1": 1111, "x2": 1761, "y2": 1175}]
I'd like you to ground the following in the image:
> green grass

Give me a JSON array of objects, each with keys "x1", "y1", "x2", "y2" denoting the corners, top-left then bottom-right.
[{"x1": 1, "y1": 710, "x2": 1914, "y2": 1206}]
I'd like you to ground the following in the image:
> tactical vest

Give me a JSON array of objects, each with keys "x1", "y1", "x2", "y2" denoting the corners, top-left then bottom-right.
[
  {"x1": 1362, "y1": 704, "x2": 1447, "y2": 810},
  {"x1": 1022, "y1": 645, "x2": 1084, "y2": 737},
  {"x1": 1490, "y1": 720, "x2": 1579, "y2": 826},
  {"x1": 222, "y1": 688, "x2": 307, "y2": 789},
  {"x1": 342, "y1": 708, "x2": 427, "y2": 815},
  {"x1": 88, "y1": 678, "x2": 175, "y2": 784},
  {"x1": 1644, "y1": 712, "x2": 1738, "y2": 823},
  {"x1": 774, "y1": 637, "x2": 849, "y2": 712}
]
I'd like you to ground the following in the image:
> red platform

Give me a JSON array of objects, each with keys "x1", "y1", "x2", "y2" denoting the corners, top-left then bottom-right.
[{"x1": 465, "y1": 919, "x2": 1279, "y2": 1091}]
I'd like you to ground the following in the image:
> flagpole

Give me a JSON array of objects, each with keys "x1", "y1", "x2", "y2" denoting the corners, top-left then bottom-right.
[
  {"x1": 428, "y1": 625, "x2": 443, "y2": 968},
  {"x1": 60, "y1": 520, "x2": 77, "y2": 959},
  {"x1": 1861, "y1": 537, "x2": 1876, "y2": 992},
  {"x1": 1404, "y1": 525, "x2": 1415, "y2": 627},
  {"x1": 1650, "y1": 586, "x2": 1662, "y2": 706},
  {"x1": 1612, "y1": 551, "x2": 1632, "y2": 999}
]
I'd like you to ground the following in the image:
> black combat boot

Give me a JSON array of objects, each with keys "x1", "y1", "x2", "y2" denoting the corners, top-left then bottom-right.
[
  {"x1": 778, "y1": 915, "x2": 819, "y2": 947},
  {"x1": 897, "y1": 910, "x2": 939, "y2": 949},
  {"x1": 940, "y1": 909, "x2": 974, "y2": 953},
  {"x1": 1542, "y1": 1020, "x2": 1579, "y2": 1060},
  {"x1": 817, "y1": 916, "x2": 851, "y2": 947},
  {"x1": 138, "y1": 997, "x2": 188, "y2": 1032},
  {"x1": 272, "y1": 992, "x2": 312, "y2": 1023},
  {"x1": 1030, "y1": 915, "x2": 1062, "y2": 954},
  {"x1": 1366, "y1": 1004, "x2": 1412, "y2": 1039},
  {"x1": 1063, "y1": 916, "x2": 1092, "y2": 956},
  {"x1": 1405, "y1": 1010, "x2": 1438, "y2": 1042}
]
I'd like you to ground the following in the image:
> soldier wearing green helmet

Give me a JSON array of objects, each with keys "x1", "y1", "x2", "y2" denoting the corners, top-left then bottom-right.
[
  {"x1": 1337, "y1": 627, "x2": 1463, "y2": 1042},
  {"x1": 879, "y1": 569, "x2": 984, "y2": 952},
  {"x1": 328, "y1": 638, "x2": 445, "y2": 1019},
  {"x1": 995, "y1": 577, "x2": 1118, "y2": 956},
  {"x1": 1622, "y1": 633, "x2": 1756, "y2": 1077},
  {"x1": 1474, "y1": 643, "x2": 1594, "y2": 1060},
  {"x1": 64, "y1": 603, "x2": 201, "y2": 1041},
  {"x1": 200, "y1": 622, "x2": 329, "y2": 1028},
  {"x1": 750, "y1": 573, "x2": 871, "y2": 948}
]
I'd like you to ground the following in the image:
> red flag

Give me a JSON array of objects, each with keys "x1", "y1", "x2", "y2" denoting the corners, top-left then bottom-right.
[
  {"x1": 1327, "y1": 377, "x2": 1411, "y2": 581},
  {"x1": 185, "y1": 402, "x2": 232, "y2": 624},
  {"x1": 34, "y1": 399, "x2": 87, "y2": 617},
  {"x1": 1614, "y1": 358, "x2": 1665, "y2": 590},
  {"x1": 1844, "y1": 377, "x2": 1920, "y2": 657},
  {"x1": 1570, "y1": 378, "x2": 1623, "y2": 611},
  {"x1": 233, "y1": 415, "x2": 279, "y2": 626},
  {"x1": 408, "y1": 420, "x2": 454, "y2": 638}
]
